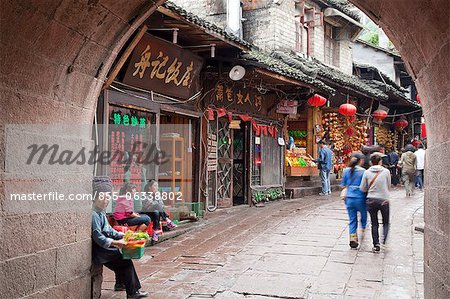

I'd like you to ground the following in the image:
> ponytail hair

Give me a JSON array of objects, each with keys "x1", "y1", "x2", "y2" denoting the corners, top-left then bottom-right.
[{"x1": 349, "y1": 156, "x2": 360, "y2": 174}]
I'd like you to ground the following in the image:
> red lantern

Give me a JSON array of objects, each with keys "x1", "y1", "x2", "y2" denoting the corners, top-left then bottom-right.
[
  {"x1": 394, "y1": 118, "x2": 408, "y2": 131},
  {"x1": 421, "y1": 122, "x2": 427, "y2": 138},
  {"x1": 339, "y1": 103, "x2": 357, "y2": 116},
  {"x1": 307, "y1": 94, "x2": 327, "y2": 107},
  {"x1": 372, "y1": 110, "x2": 388, "y2": 122}
]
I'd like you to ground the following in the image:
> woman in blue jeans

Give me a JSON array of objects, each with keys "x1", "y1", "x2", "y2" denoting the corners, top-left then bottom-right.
[{"x1": 340, "y1": 152, "x2": 367, "y2": 248}]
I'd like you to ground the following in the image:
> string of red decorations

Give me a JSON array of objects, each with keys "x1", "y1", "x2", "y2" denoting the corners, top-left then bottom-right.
[{"x1": 206, "y1": 108, "x2": 279, "y2": 139}]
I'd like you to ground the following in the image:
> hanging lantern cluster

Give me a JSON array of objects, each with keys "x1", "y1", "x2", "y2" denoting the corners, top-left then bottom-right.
[
  {"x1": 339, "y1": 103, "x2": 357, "y2": 116},
  {"x1": 307, "y1": 94, "x2": 327, "y2": 107},
  {"x1": 394, "y1": 117, "x2": 409, "y2": 131},
  {"x1": 372, "y1": 109, "x2": 388, "y2": 122}
]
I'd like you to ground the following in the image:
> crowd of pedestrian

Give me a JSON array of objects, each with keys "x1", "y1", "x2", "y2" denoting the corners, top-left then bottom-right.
[{"x1": 315, "y1": 139, "x2": 426, "y2": 252}]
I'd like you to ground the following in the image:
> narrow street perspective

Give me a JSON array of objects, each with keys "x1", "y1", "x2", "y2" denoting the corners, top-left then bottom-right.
[
  {"x1": 101, "y1": 189, "x2": 424, "y2": 299},
  {"x1": 1, "y1": 0, "x2": 449, "y2": 299}
]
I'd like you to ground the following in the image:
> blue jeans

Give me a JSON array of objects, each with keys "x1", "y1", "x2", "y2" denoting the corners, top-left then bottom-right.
[
  {"x1": 416, "y1": 169, "x2": 424, "y2": 189},
  {"x1": 345, "y1": 197, "x2": 367, "y2": 234},
  {"x1": 320, "y1": 169, "x2": 331, "y2": 193}
]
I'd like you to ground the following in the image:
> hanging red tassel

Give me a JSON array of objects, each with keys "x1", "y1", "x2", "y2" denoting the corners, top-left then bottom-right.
[
  {"x1": 262, "y1": 126, "x2": 268, "y2": 136},
  {"x1": 207, "y1": 108, "x2": 214, "y2": 121},
  {"x1": 268, "y1": 126, "x2": 274, "y2": 137},
  {"x1": 252, "y1": 122, "x2": 258, "y2": 132},
  {"x1": 217, "y1": 107, "x2": 227, "y2": 118},
  {"x1": 256, "y1": 125, "x2": 261, "y2": 136},
  {"x1": 227, "y1": 112, "x2": 233, "y2": 123}
]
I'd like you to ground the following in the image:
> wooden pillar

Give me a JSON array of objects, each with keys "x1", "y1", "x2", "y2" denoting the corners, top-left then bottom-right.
[{"x1": 307, "y1": 107, "x2": 322, "y2": 158}]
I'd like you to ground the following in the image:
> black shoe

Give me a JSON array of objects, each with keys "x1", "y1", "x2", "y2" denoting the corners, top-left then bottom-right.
[
  {"x1": 349, "y1": 240, "x2": 359, "y2": 249},
  {"x1": 114, "y1": 283, "x2": 126, "y2": 291},
  {"x1": 372, "y1": 244, "x2": 381, "y2": 253},
  {"x1": 127, "y1": 291, "x2": 149, "y2": 298}
]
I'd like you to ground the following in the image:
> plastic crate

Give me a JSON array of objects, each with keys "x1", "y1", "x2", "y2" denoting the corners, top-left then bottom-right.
[{"x1": 121, "y1": 245, "x2": 145, "y2": 260}]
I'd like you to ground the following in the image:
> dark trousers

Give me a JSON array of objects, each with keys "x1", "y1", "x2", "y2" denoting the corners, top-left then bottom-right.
[
  {"x1": 389, "y1": 166, "x2": 399, "y2": 186},
  {"x1": 117, "y1": 214, "x2": 151, "y2": 227},
  {"x1": 104, "y1": 258, "x2": 141, "y2": 295},
  {"x1": 143, "y1": 211, "x2": 168, "y2": 229},
  {"x1": 367, "y1": 198, "x2": 390, "y2": 246}
]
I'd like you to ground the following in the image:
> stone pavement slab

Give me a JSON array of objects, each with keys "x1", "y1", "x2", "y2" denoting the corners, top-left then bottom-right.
[{"x1": 101, "y1": 188, "x2": 424, "y2": 299}]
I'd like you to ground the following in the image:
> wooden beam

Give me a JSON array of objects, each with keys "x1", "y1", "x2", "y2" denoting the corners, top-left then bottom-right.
[
  {"x1": 157, "y1": 6, "x2": 248, "y2": 50},
  {"x1": 255, "y1": 68, "x2": 319, "y2": 91},
  {"x1": 103, "y1": 25, "x2": 148, "y2": 90}
]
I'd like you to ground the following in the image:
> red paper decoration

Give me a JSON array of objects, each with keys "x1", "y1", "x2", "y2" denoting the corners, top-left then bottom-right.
[
  {"x1": 394, "y1": 118, "x2": 408, "y2": 131},
  {"x1": 339, "y1": 103, "x2": 357, "y2": 116},
  {"x1": 227, "y1": 112, "x2": 233, "y2": 123},
  {"x1": 239, "y1": 114, "x2": 250, "y2": 122},
  {"x1": 372, "y1": 109, "x2": 388, "y2": 122},
  {"x1": 207, "y1": 108, "x2": 214, "y2": 121},
  {"x1": 307, "y1": 94, "x2": 327, "y2": 107},
  {"x1": 345, "y1": 127, "x2": 355, "y2": 136},
  {"x1": 416, "y1": 94, "x2": 421, "y2": 104},
  {"x1": 217, "y1": 107, "x2": 227, "y2": 118}
]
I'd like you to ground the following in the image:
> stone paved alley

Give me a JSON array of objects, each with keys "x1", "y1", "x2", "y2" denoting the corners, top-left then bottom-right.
[{"x1": 101, "y1": 189, "x2": 424, "y2": 299}]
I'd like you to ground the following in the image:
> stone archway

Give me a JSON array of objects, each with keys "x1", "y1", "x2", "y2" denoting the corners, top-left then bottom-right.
[
  {"x1": 0, "y1": 0, "x2": 449, "y2": 297},
  {"x1": 0, "y1": 1, "x2": 166, "y2": 297},
  {"x1": 350, "y1": 1, "x2": 450, "y2": 297}
]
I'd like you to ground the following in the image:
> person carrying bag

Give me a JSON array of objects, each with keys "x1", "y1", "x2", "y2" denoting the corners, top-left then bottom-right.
[{"x1": 360, "y1": 152, "x2": 391, "y2": 253}]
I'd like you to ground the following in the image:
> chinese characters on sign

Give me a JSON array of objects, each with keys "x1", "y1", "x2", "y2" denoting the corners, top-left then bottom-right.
[
  {"x1": 123, "y1": 33, "x2": 203, "y2": 99},
  {"x1": 213, "y1": 83, "x2": 263, "y2": 112}
]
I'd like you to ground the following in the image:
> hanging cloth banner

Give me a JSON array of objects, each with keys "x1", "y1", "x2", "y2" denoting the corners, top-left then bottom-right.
[
  {"x1": 217, "y1": 107, "x2": 227, "y2": 118},
  {"x1": 239, "y1": 114, "x2": 250, "y2": 122},
  {"x1": 227, "y1": 112, "x2": 233, "y2": 123}
]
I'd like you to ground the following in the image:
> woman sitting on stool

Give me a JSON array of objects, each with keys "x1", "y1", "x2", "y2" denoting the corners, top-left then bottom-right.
[
  {"x1": 141, "y1": 180, "x2": 177, "y2": 241},
  {"x1": 113, "y1": 182, "x2": 151, "y2": 232}
]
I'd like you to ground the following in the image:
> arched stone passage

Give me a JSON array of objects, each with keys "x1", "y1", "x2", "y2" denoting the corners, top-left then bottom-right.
[
  {"x1": 350, "y1": 0, "x2": 450, "y2": 297},
  {"x1": 0, "y1": 0, "x2": 449, "y2": 297},
  {"x1": 0, "y1": 1, "x2": 165, "y2": 297}
]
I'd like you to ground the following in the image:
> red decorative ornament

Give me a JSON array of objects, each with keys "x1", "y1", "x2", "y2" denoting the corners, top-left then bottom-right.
[
  {"x1": 343, "y1": 145, "x2": 352, "y2": 155},
  {"x1": 372, "y1": 109, "x2": 388, "y2": 122},
  {"x1": 307, "y1": 94, "x2": 327, "y2": 107},
  {"x1": 421, "y1": 123, "x2": 427, "y2": 138},
  {"x1": 268, "y1": 126, "x2": 274, "y2": 137},
  {"x1": 416, "y1": 94, "x2": 421, "y2": 104},
  {"x1": 348, "y1": 115, "x2": 356, "y2": 122},
  {"x1": 339, "y1": 103, "x2": 357, "y2": 116},
  {"x1": 394, "y1": 118, "x2": 408, "y2": 131},
  {"x1": 239, "y1": 114, "x2": 250, "y2": 122},
  {"x1": 345, "y1": 127, "x2": 355, "y2": 136},
  {"x1": 227, "y1": 112, "x2": 233, "y2": 123},
  {"x1": 217, "y1": 108, "x2": 227, "y2": 118},
  {"x1": 207, "y1": 108, "x2": 215, "y2": 121}
]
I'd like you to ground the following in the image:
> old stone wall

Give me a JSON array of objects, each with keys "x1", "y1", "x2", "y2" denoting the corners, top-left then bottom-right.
[
  {"x1": 0, "y1": 0, "x2": 165, "y2": 297},
  {"x1": 350, "y1": 0, "x2": 450, "y2": 298}
]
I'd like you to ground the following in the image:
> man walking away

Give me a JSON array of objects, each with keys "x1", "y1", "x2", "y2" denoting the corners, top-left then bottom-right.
[
  {"x1": 360, "y1": 153, "x2": 391, "y2": 253},
  {"x1": 316, "y1": 140, "x2": 333, "y2": 196},
  {"x1": 387, "y1": 147, "x2": 400, "y2": 186},
  {"x1": 399, "y1": 144, "x2": 417, "y2": 197},
  {"x1": 414, "y1": 144, "x2": 425, "y2": 191}
]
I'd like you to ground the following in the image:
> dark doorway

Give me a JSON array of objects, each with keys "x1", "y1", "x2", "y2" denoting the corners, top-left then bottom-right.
[{"x1": 232, "y1": 124, "x2": 247, "y2": 205}]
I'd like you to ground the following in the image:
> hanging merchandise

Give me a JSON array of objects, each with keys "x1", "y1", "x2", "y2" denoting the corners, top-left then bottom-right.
[
  {"x1": 375, "y1": 126, "x2": 395, "y2": 149},
  {"x1": 339, "y1": 103, "x2": 357, "y2": 116},
  {"x1": 322, "y1": 112, "x2": 368, "y2": 152},
  {"x1": 372, "y1": 110, "x2": 388, "y2": 122},
  {"x1": 307, "y1": 94, "x2": 327, "y2": 107}
]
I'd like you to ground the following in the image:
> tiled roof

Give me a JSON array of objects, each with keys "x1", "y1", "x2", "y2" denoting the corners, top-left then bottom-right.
[
  {"x1": 316, "y1": 0, "x2": 361, "y2": 22},
  {"x1": 241, "y1": 49, "x2": 335, "y2": 95},
  {"x1": 161, "y1": 1, "x2": 252, "y2": 48},
  {"x1": 273, "y1": 51, "x2": 388, "y2": 100}
]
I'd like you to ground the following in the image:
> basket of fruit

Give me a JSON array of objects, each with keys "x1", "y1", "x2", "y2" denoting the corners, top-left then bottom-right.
[{"x1": 121, "y1": 230, "x2": 150, "y2": 260}]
